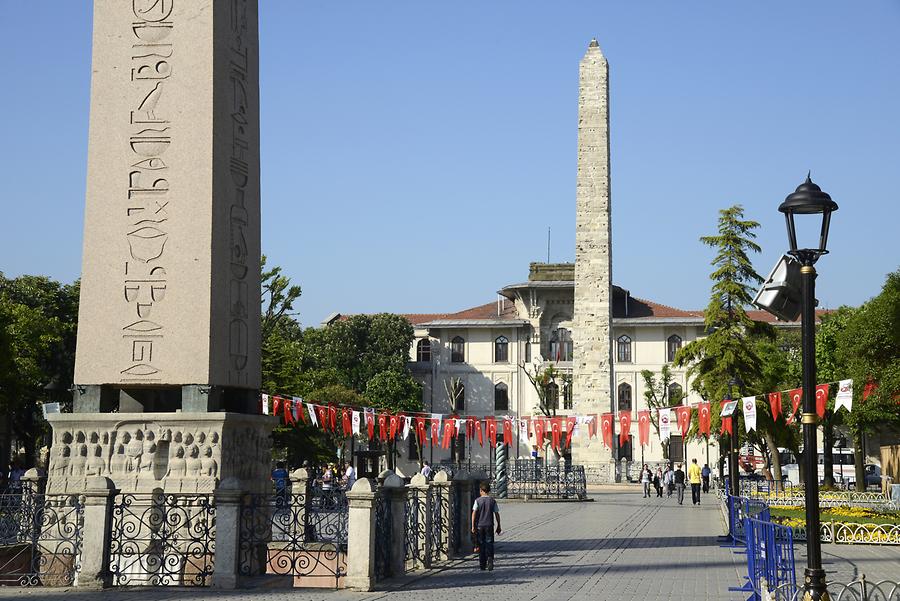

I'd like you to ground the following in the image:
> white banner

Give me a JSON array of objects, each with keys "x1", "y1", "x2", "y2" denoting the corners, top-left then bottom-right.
[
  {"x1": 519, "y1": 418, "x2": 529, "y2": 440},
  {"x1": 836, "y1": 379, "x2": 853, "y2": 412},
  {"x1": 352, "y1": 411, "x2": 361, "y2": 435},
  {"x1": 402, "y1": 415, "x2": 411, "y2": 440},
  {"x1": 658, "y1": 408, "x2": 671, "y2": 441},
  {"x1": 261, "y1": 394, "x2": 269, "y2": 415},
  {"x1": 307, "y1": 403, "x2": 318, "y2": 427},
  {"x1": 743, "y1": 396, "x2": 757, "y2": 432}
]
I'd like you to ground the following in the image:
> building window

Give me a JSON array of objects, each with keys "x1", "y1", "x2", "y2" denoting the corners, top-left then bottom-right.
[
  {"x1": 619, "y1": 435, "x2": 633, "y2": 462},
  {"x1": 617, "y1": 335, "x2": 632, "y2": 363},
  {"x1": 668, "y1": 382, "x2": 684, "y2": 404},
  {"x1": 618, "y1": 382, "x2": 632, "y2": 412},
  {"x1": 416, "y1": 338, "x2": 431, "y2": 362},
  {"x1": 550, "y1": 328, "x2": 573, "y2": 362},
  {"x1": 547, "y1": 382, "x2": 559, "y2": 410},
  {"x1": 494, "y1": 336, "x2": 509, "y2": 363},
  {"x1": 452, "y1": 382, "x2": 465, "y2": 411},
  {"x1": 450, "y1": 336, "x2": 465, "y2": 363},
  {"x1": 494, "y1": 382, "x2": 509, "y2": 411},
  {"x1": 563, "y1": 380, "x2": 573, "y2": 410},
  {"x1": 408, "y1": 434, "x2": 420, "y2": 459},
  {"x1": 667, "y1": 334, "x2": 682, "y2": 362}
]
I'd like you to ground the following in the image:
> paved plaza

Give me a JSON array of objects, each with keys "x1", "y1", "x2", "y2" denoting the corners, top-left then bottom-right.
[{"x1": 1, "y1": 489, "x2": 897, "y2": 601}]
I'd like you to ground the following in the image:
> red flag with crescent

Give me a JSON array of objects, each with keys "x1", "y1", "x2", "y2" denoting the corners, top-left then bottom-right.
[
  {"x1": 786, "y1": 388, "x2": 802, "y2": 424},
  {"x1": 697, "y1": 403, "x2": 711, "y2": 436},
  {"x1": 675, "y1": 406, "x2": 692, "y2": 438},
  {"x1": 587, "y1": 415, "x2": 598, "y2": 439},
  {"x1": 430, "y1": 416, "x2": 441, "y2": 446},
  {"x1": 316, "y1": 405, "x2": 329, "y2": 431},
  {"x1": 365, "y1": 410, "x2": 375, "y2": 439},
  {"x1": 389, "y1": 414, "x2": 400, "y2": 440},
  {"x1": 533, "y1": 418, "x2": 546, "y2": 444},
  {"x1": 441, "y1": 418, "x2": 455, "y2": 449},
  {"x1": 342, "y1": 408, "x2": 352, "y2": 436},
  {"x1": 485, "y1": 417, "x2": 498, "y2": 447},
  {"x1": 377, "y1": 413, "x2": 388, "y2": 440},
  {"x1": 466, "y1": 416, "x2": 476, "y2": 438},
  {"x1": 283, "y1": 398, "x2": 295, "y2": 425},
  {"x1": 328, "y1": 405, "x2": 338, "y2": 431},
  {"x1": 637, "y1": 410, "x2": 651, "y2": 446},
  {"x1": 719, "y1": 400, "x2": 732, "y2": 436},
  {"x1": 600, "y1": 413, "x2": 613, "y2": 449},
  {"x1": 768, "y1": 392, "x2": 782, "y2": 420},
  {"x1": 565, "y1": 416, "x2": 577, "y2": 447},
  {"x1": 815, "y1": 384, "x2": 829, "y2": 418},
  {"x1": 549, "y1": 417, "x2": 562, "y2": 450},
  {"x1": 475, "y1": 418, "x2": 484, "y2": 446},
  {"x1": 503, "y1": 418, "x2": 514, "y2": 446},
  {"x1": 618, "y1": 412, "x2": 631, "y2": 447},
  {"x1": 273, "y1": 396, "x2": 283, "y2": 420},
  {"x1": 415, "y1": 416, "x2": 427, "y2": 445}
]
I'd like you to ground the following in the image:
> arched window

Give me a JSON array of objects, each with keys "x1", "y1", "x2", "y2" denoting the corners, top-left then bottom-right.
[
  {"x1": 563, "y1": 380, "x2": 573, "y2": 410},
  {"x1": 494, "y1": 382, "x2": 509, "y2": 411},
  {"x1": 416, "y1": 338, "x2": 431, "y2": 363},
  {"x1": 494, "y1": 336, "x2": 509, "y2": 363},
  {"x1": 550, "y1": 328, "x2": 573, "y2": 361},
  {"x1": 454, "y1": 383, "x2": 465, "y2": 411},
  {"x1": 617, "y1": 335, "x2": 632, "y2": 363},
  {"x1": 667, "y1": 334, "x2": 682, "y2": 362},
  {"x1": 668, "y1": 382, "x2": 684, "y2": 404},
  {"x1": 618, "y1": 382, "x2": 632, "y2": 412},
  {"x1": 547, "y1": 382, "x2": 560, "y2": 410},
  {"x1": 450, "y1": 336, "x2": 465, "y2": 363}
]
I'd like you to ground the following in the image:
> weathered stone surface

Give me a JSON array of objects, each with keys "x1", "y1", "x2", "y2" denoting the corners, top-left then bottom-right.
[
  {"x1": 45, "y1": 412, "x2": 275, "y2": 494},
  {"x1": 572, "y1": 39, "x2": 615, "y2": 468},
  {"x1": 74, "y1": 0, "x2": 261, "y2": 391}
]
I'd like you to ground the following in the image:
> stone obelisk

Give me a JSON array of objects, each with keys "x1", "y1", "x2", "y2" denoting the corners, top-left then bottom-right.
[
  {"x1": 47, "y1": 0, "x2": 273, "y2": 496},
  {"x1": 572, "y1": 39, "x2": 616, "y2": 477}
]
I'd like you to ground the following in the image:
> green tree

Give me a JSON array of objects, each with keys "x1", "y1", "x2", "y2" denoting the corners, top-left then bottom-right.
[
  {"x1": 640, "y1": 365, "x2": 683, "y2": 459},
  {"x1": 674, "y1": 206, "x2": 775, "y2": 477},
  {"x1": 261, "y1": 255, "x2": 302, "y2": 344}
]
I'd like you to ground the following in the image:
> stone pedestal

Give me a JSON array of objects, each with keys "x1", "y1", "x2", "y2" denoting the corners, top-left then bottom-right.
[
  {"x1": 211, "y1": 478, "x2": 243, "y2": 589},
  {"x1": 345, "y1": 478, "x2": 376, "y2": 591},
  {"x1": 381, "y1": 472, "x2": 407, "y2": 578},
  {"x1": 78, "y1": 477, "x2": 117, "y2": 589},
  {"x1": 45, "y1": 412, "x2": 275, "y2": 495},
  {"x1": 453, "y1": 472, "x2": 474, "y2": 556}
]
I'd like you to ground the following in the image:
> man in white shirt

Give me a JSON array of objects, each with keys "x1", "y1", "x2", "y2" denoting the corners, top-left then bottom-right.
[{"x1": 344, "y1": 463, "x2": 356, "y2": 489}]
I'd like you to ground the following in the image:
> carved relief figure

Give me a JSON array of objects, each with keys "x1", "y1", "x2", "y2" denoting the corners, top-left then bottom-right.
[
  {"x1": 53, "y1": 446, "x2": 71, "y2": 476},
  {"x1": 200, "y1": 446, "x2": 217, "y2": 477},
  {"x1": 186, "y1": 445, "x2": 201, "y2": 477},
  {"x1": 111, "y1": 444, "x2": 127, "y2": 475},
  {"x1": 86, "y1": 444, "x2": 106, "y2": 476},
  {"x1": 70, "y1": 444, "x2": 88, "y2": 476},
  {"x1": 125, "y1": 430, "x2": 143, "y2": 472},
  {"x1": 140, "y1": 429, "x2": 157, "y2": 473},
  {"x1": 165, "y1": 446, "x2": 187, "y2": 478}
]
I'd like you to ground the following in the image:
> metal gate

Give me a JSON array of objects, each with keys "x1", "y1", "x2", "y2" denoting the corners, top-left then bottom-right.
[
  {"x1": 0, "y1": 483, "x2": 83, "y2": 587},
  {"x1": 427, "y1": 486, "x2": 447, "y2": 564},
  {"x1": 373, "y1": 491, "x2": 391, "y2": 581},
  {"x1": 238, "y1": 487, "x2": 347, "y2": 588},
  {"x1": 404, "y1": 487, "x2": 426, "y2": 566}
]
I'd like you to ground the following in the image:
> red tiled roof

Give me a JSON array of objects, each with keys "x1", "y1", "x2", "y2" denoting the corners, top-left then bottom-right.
[
  {"x1": 402, "y1": 300, "x2": 519, "y2": 325},
  {"x1": 745, "y1": 309, "x2": 830, "y2": 324}
]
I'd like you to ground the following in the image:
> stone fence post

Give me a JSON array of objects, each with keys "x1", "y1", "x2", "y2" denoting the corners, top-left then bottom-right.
[
  {"x1": 453, "y1": 470, "x2": 474, "y2": 556},
  {"x1": 345, "y1": 477, "x2": 376, "y2": 591},
  {"x1": 289, "y1": 468, "x2": 311, "y2": 540},
  {"x1": 78, "y1": 476, "x2": 116, "y2": 589},
  {"x1": 211, "y1": 478, "x2": 244, "y2": 589},
  {"x1": 432, "y1": 470, "x2": 452, "y2": 561},
  {"x1": 407, "y1": 473, "x2": 431, "y2": 570},
  {"x1": 381, "y1": 470, "x2": 407, "y2": 578}
]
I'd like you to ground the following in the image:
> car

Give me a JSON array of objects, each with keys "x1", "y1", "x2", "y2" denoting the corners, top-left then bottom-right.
[{"x1": 864, "y1": 464, "x2": 882, "y2": 488}]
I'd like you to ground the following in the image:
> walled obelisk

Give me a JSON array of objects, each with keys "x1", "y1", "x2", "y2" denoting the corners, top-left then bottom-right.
[
  {"x1": 572, "y1": 39, "x2": 616, "y2": 476},
  {"x1": 47, "y1": 0, "x2": 272, "y2": 496}
]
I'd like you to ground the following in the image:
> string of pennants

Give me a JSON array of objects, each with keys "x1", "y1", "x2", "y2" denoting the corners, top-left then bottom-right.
[{"x1": 258, "y1": 378, "x2": 854, "y2": 451}]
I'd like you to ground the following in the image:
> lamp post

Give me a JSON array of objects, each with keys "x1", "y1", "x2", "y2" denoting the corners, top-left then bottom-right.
[{"x1": 778, "y1": 174, "x2": 838, "y2": 601}]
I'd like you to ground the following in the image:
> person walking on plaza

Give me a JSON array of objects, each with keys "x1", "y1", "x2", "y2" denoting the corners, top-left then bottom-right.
[
  {"x1": 654, "y1": 467, "x2": 663, "y2": 498},
  {"x1": 674, "y1": 463, "x2": 686, "y2": 505},
  {"x1": 640, "y1": 464, "x2": 652, "y2": 498},
  {"x1": 471, "y1": 482, "x2": 502, "y2": 571},
  {"x1": 663, "y1": 465, "x2": 674, "y2": 498},
  {"x1": 688, "y1": 458, "x2": 702, "y2": 505},
  {"x1": 701, "y1": 463, "x2": 711, "y2": 493}
]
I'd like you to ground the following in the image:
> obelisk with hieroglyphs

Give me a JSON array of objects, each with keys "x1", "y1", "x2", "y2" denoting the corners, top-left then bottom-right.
[
  {"x1": 571, "y1": 39, "x2": 616, "y2": 475},
  {"x1": 73, "y1": 0, "x2": 261, "y2": 412}
]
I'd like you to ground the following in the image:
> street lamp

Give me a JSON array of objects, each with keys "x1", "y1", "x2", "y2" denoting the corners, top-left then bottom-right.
[{"x1": 778, "y1": 173, "x2": 838, "y2": 601}]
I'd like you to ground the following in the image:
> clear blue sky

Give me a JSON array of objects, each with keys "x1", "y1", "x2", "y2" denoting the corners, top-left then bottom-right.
[{"x1": 2, "y1": 2, "x2": 898, "y2": 326}]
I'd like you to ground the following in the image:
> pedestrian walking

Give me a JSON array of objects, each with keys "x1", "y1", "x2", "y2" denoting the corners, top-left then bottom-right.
[
  {"x1": 471, "y1": 482, "x2": 502, "y2": 571},
  {"x1": 663, "y1": 466, "x2": 674, "y2": 498},
  {"x1": 701, "y1": 463, "x2": 711, "y2": 493},
  {"x1": 688, "y1": 458, "x2": 702, "y2": 505},
  {"x1": 421, "y1": 461, "x2": 433, "y2": 480},
  {"x1": 654, "y1": 467, "x2": 663, "y2": 498},
  {"x1": 674, "y1": 463, "x2": 686, "y2": 505},
  {"x1": 640, "y1": 464, "x2": 652, "y2": 498}
]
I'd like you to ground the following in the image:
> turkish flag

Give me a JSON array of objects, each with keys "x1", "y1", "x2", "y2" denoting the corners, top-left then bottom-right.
[
  {"x1": 485, "y1": 417, "x2": 498, "y2": 447},
  {"x1": 786, "y1": 388, "x2": 803, "y2": 424},
  {"x1": 342, "y1": 408, "x2": 352, "y2": 436},
  {"x1": 316, "y1": 405, "x2": 329, "y2": 430},
  {"x1": 441, "y1": 418, "x2": 455, "y2": 449},
  {"x1": 284, "y1": 398, "x2": 295, "y2": 425},
  {"x1": 503, "y1": 418, "x2": 514, "y2": 446},
  {"x1": 466, "y1": 416, "x2": 476, "y2": 438},
  {"x1": 329, "y1": 405, "x2": 338, "y2": 431},
  {"x1": 587, "y1": 415, "x2": 598, "y2": 439},
  {"x1": 675, "y1": 406, "x2": 692, "y2": 438},
  {"x1": 697, "y1": 403, "x2": 711, "y2": 437},
  {"x1": 816, "y1": 384, "x2": 829, "y2": 418},
  {"x1": 389, "y1": 414, "x2": 400, "y2": 440},
  {"x1": 430, "y1": 417, "x2": 441, "y2": 446},
  {"x1": 415, "y1": 417, "x2": 428, "y2": 445},
  {"x1": 637, "y1": 410, "x2": 651, "y2": 446},
  {"x1": 533, "y1": 418, "x2": 546, "y2": 444},
  {"x1": 273, "y1": 396, "x2": 283, "y2": 420},
  {"x1": 550, "y1": 417, "x2": 562, "y2": 450},
  {"x1": 475, "y1": 418, "x2": 484, "y2": 446},
  {"x1": 769, "y1": 392, "x2": 782, "y2": 420},
  {"x1": 863, "y1": 380, "x2": 878, "y2": 401},
  {"x1": 365, "y1": 410, "x2": 375, "y2": 439},
  {"x1": 376, "y1": 413, "x2": 387, "y2": 440},
  {"x1": 565, "y1": 416, "x2": 577, "y2": 447},
  {"x1": 719, "y1": 400, "x2": 732, "y2": 436},
  {"x1": 618, "y1": 412, "x2": 631, "y2": 447},
  {"x1": 600, "y1": 413, "x2": 613, "y2": 449}
]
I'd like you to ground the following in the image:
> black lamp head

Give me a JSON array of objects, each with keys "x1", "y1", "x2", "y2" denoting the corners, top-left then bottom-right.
[{"x1": 778, "y1": 173, "x2": 839, "y2": 259}]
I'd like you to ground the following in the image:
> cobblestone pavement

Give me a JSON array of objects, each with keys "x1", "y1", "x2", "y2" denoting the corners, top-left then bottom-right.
[{"x1": 0, "y1": 490, "x2": 896, "y2": 601}]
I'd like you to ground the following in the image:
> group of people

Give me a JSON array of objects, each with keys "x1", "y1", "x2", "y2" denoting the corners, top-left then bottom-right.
[
  {"x1": 639, "y1": 458, "x2": 711, "y2": 505},
  {"x1": 270, "y1": 460, "x2": 357, "y2": 496}
]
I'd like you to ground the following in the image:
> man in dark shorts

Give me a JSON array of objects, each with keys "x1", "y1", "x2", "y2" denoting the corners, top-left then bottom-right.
[{"x1": 471, "y1": 482, "x2": 502, "y2": 571}]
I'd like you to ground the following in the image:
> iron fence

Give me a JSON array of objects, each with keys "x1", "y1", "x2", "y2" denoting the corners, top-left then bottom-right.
[
  {"x1": 741, "y1": 516, "x2": 796, "y2": 600},
  {"x1": 507, "y1": 464, "x2": 587, "y2": 500},
  {"x1": 0, "y1": 483, "x2": 82, "y2": 587},
  {"x1": 765, "y1": 576, "x2": 900, "y2": 601},
  {"x1": 109, "y1": 492, "x2": 215, "y2": 587},
  {"x1": 238, "y1": 487, "x2": 347, "y2": 588},
  {"x1": 427, "y1": 486, "x2": 446, "y2": 564},
  {"x1": 373, "y1": 491, "x2": 391, "y2": 582},
  {"x1": 404, "y1": 487, "x2": 426, "y2": 565}
]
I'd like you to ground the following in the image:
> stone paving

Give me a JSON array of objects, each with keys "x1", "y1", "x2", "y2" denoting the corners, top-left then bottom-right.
[{"x1": 1, "y1": 489, "x2": 897, "y2": 601}]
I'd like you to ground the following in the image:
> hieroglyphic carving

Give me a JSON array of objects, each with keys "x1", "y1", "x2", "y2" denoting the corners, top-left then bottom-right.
[
  {"x1": 227, "y1": 0, "x2": 252, "y2": 385},
  {"x1": 121, "y1": 0, "x2": 175, "y2": 381}
]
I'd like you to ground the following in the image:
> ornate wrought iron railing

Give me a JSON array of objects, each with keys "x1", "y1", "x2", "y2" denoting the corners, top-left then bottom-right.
[
  {"x1": 764, "y1": 576, "x2": 900, "y2": 601},
  {"x1": 109, "y1": 492, "x2": 215, "y2": 587},
  {"x1": 373, "y1": 490, "x2": 391, "y2": 582},
  {"x1": 0, "y1": 483, "x2": 82, "y2": 587},
  {"x1": 741, "y1": 484, "x2": 896, "y2": 510},
  {"x1": 238, "y1": 486, "x2": 347, "y2": 588},
  {"x1": 790, "y1": 521, "x2": 900, "y2": 545},
  {"x1": 404, "y1": 487, "x2": 426, "y2": 566},
  {"x1": 427, "y1": 486, "x2": 446, "y2": 564},
  {"x1": 507, "y1": 464, "x2": 587, "y2": 500}
]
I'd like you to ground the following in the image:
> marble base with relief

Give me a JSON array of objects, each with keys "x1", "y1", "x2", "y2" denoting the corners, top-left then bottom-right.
[{"x1": 46, "y1": 412, "x2": 275, "y2": 495}]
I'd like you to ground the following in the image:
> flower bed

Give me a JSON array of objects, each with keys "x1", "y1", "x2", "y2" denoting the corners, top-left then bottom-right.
[{"x1": 769, "y1": 505, "x2": 900, "y2": 545}]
